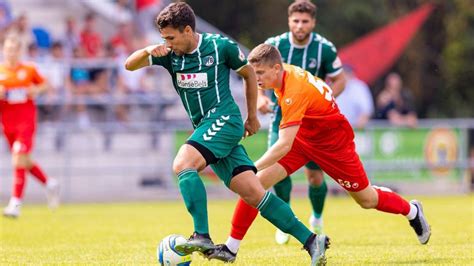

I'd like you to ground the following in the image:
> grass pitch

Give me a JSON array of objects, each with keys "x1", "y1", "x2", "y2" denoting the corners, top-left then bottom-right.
[{"x1": 1, "y1": 195, "x2": 473, "y2": 265}]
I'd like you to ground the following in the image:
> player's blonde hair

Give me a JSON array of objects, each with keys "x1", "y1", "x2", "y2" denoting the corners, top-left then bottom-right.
[{"x1": 248, "y1": 44, "x2": 282, "y2": 67}]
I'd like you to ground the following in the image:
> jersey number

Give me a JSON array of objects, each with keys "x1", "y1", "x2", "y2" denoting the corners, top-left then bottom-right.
[{"x1": 307, "y1": 75, "x2": 333, "y2": 101}]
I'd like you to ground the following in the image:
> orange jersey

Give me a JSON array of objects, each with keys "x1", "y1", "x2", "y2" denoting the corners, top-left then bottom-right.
[
  {"x1": 275, "y1": 64, "x2": 344, "y2": 129},
  {"x1": 0, "y1": 62, "x2": 45, "y2": 129}
]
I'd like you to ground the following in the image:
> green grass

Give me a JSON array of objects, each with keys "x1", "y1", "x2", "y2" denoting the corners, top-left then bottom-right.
[{"x1": 2, "y1": 195, "x2": 473, "y2": 265}]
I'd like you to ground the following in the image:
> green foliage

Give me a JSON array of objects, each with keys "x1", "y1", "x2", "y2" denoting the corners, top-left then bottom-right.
[{"x1": 1, "y1": 196, "x2": 473, "y2": 264}]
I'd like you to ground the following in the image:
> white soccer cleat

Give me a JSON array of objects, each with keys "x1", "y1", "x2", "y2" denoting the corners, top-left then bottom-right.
[
  {"x1": 3, "y1": 200, "x2": 21, "y2": 218},
  {"x1": 409, "y1": 200, "x2": 431, "y2": 244},
  {"x1": 46, "y1": 178, "x2": 60, "y2": 210},
  {"x1": 309, "y1": 215, "x2": 323, "y2": 235},
  {"x1": 275, "y1": 229, "x2": 290, "y2": 245}
]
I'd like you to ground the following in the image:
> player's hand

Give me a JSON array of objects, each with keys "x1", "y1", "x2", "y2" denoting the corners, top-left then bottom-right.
[
  {"x1": 145, "y1": 44, "x2": 171, "y2": 57},
  {"x1": 257, "y1": 94, "x2": 273, "y2": 114},
  {"x1": 244, "y1": 116, "x2": 260, "y2": 138}
]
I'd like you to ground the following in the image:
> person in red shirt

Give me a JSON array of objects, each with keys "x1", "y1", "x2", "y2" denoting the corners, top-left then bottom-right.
[
  {"x1": 0, "y1": 34, "x2": 59, "y2": 218},
  {"x1": 206, "y1": 44, "x2": 431, "y2": 263}
]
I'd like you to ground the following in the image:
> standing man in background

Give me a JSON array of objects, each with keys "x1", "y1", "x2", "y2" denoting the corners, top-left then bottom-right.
[
  {"x1": 257, "y1": 0, "x2": 346, "y2": 244},
  {"x1": 0, "y1": 34, "x2": 59, "y2": 218},
  {"x1": 336, "y1": 65, "x2": 374, "y2": 129}
]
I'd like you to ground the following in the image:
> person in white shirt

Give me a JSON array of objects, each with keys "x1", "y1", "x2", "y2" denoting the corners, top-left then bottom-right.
[{"x1": 336, "y1": 65, "x2": 374, "y2": 129}]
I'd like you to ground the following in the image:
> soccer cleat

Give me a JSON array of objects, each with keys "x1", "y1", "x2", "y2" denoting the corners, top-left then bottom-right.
[
  {"x1": 409, "y1": 200, "x2": 431, "y2": 244},
  {"x1": 3, "y1": 202, "x2": 21, "y2": 218},
  {"x1": 275, "y1": 229, "x2": 290, "y2": 244},
  {"x1": 304, "y1": 234, "x2": 330, "y2": 266},
  {"x1": 174, "y1": 232, "x2": 216, "y2": 255},
  {"x1": 309, "y1": 215, "x2": 323, "y2": 235},
  {"x1": 46, "y1": 178, "x2": 60, "y2": 210},
  {"x1": 205, "y1": 244, "x2": 237, "y2": 263}
]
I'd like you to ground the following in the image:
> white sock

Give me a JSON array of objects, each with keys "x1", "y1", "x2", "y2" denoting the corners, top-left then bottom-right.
[
  {"x1": 8, "y1": 197, "x2": 22, "y2": 207},
  {"x1": 225, "y1": 236, "x2": 241, "y2": 254},
  {"x1": 406, "y1": 203, "x2": 418, "y2": 220}
]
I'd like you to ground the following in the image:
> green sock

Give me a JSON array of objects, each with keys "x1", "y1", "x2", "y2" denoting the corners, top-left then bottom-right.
[
  {"x1": 258, "y1": 191, "x2": 312, "y2": 245},
  {"x1": 309, "y1": 180, "x2": 328, "y2": 219},
  {"x1": 273, "y1": 176, "x2": 292, "y2": 203},
  {"x1": 177, "y1": 169, "x2": 209, "y2": 234}
]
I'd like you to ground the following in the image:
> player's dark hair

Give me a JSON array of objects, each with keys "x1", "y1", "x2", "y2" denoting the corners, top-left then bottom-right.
[
  {"x1": 156, "y1": 2, "x2": 196, "y2": 32},
  {"x1": 248, "y1": 44, "x2": 282, "y2": 66},
  {"x1": 288, "y1": 0, "x2": 317, "y2": 18}
]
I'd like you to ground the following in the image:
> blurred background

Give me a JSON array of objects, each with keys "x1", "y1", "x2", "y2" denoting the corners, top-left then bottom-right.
[{"x1": 0, "y1": 0, "x2": 473, "y2": 203}]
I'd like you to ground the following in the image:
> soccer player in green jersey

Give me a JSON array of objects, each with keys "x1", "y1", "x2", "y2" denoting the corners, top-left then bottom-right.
[
  {"x1": 125, "y1": 2, "x2": 329, "y2": 265},
  {"x1": 258, "y1": 0, "x2": 347, "y2": 244}
]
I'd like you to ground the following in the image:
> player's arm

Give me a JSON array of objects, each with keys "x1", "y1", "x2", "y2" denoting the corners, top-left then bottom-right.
[
  {"x1": 124, "y1": 44, "x2": 169, "y2": 71},
  {"x1": 237, "y1": 64, "x2": 260, "y2": 137},
  {"x1": 0, "y1": 85, "x2": 4, "y2": 100},
  {"x1": 328, "y1": 71, "x2": 346, "y2": 97},
  {"x1": 29, "y1": 81, "x2": 49, "y2": 98},
  {"x1": 255, "y1": 124, "x2": 300, "y2": 171}
]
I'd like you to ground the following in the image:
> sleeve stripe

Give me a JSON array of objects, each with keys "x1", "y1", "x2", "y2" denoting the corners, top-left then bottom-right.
[
  {"x1": 235, "y1": 63, "x2": 248, "y2": 73},
  {"x1": 326, "y1": 68, "x2": 343, "y2": 77},
  {"x1": 148, "y1": 55, "x2": 153, "y2": 66}
]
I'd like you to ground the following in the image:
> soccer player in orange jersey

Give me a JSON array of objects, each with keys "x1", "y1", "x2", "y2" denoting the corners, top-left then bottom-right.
[
  {"x1": 0, "y1": 34, "x2": 59, "y2": 218},
  {"x1": 207, "y1": 44, "x2": 431, "y2": 264}
]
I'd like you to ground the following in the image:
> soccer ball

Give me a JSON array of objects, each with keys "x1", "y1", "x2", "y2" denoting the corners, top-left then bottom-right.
[{"x1": 157, "y1": 234, "x2": 192, "y2": 266}]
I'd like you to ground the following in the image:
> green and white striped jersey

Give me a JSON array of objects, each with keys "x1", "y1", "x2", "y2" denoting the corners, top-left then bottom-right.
[
  {"x1": 150, "y1": 33, "x2": 247, "y2": 128},
  {"x1": 265, "y1": 32, "x2": 342, "y2": 79}
]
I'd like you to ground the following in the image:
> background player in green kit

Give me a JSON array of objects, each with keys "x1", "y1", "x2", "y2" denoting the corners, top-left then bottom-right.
[
  {"x1": 258, "y1": 0, "x2": 347, "y2": 244},
  {"x1": 125, "y1": 3, "x2": 329, "y2": 264}
]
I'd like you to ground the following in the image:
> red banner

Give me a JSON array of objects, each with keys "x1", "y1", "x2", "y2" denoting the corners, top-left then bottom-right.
[{"x1": 339, "y1": 4, "x2": 434, "y2": 85}]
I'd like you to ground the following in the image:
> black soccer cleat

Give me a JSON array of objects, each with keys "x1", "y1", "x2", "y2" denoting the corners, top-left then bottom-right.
[
  {"x1": 174, "y1": 232, "x2": 216, "y2": 255},
  {"x1": 409, "y1": 200, "x2": 431, "y2": 244},
  {"x1": 304, "y1": 234, "x2": 330, "y2": 266},
  {"x1": 205, "y1": 244, "x2": 237, "y2": 263}
]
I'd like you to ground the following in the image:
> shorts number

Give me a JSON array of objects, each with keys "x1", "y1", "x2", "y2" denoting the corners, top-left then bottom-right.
[{"x1": 337, "y1": 179, "x2": 351, "y2": 189}]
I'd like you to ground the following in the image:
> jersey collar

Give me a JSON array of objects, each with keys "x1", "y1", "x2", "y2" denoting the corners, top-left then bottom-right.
[
  {"x1": 289, "y1": 32, "x2": 313, "y2": 49},
  {"x1": 187, "y1": 33, "x2": 203, "y2": 55}
]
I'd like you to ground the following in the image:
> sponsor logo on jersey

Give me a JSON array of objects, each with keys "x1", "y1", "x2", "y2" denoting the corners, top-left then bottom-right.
[
  {"x1": 332, "y1": 56, "x2": 342, "y2": 69},
  {"x1": 204, "y1": 56, "x2": 214, "y2": 66},
  {"x1": 176, "y1": 73, "x2": 208, "y2": 89},
  {"x1": 308, "y1": 58, "x2": 317, "y2": 68}
]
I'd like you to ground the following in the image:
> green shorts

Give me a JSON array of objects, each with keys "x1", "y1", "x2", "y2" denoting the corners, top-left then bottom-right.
[
  {"x1": 187, "y1": 112, "x2": 256, "y2": 187},
  {"x1": 269, "y1": 106, "x2": 321, "y2": 171}
]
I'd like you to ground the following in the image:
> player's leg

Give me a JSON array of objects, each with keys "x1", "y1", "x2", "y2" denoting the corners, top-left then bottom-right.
[
  {"x1": 309, "y1": 123, "x2": 431, "y2": 245},
  {"x1": 267, "y1": 108, "x2": 294, "y2": 244},
  {"x1": 209, "y1": 144, "x2": 330, "y2": 264},
  {"x1": 228, "y1": 167, "x2": 328, "y2": 265},
  {"x1": 172, "y1": 142, "x2": 212, "y2": 250},
  {"x1": 305, "y1": 163, "x2": 326, "y2": 234},
  {"x1": 3, "y1": 137, "x2": 29, "y2": 218}
]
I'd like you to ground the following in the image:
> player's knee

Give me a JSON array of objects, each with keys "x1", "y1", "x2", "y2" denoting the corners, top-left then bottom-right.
[
  {"x1": 307, "y1": 171, "x2": 324, "y2": 186},
  {"x1": 172, "y1": 158, "x2": 193, "y2": 175},
  {"x1": 239, "y1": 186, "x2": 264, "y2": 207}
]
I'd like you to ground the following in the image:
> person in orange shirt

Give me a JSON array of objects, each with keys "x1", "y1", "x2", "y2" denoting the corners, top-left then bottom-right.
[
  {"x1": 0, "y1": 34, "x2": 59, "y2": 218},
  {"x1": 207, "y1": 44, "x2": 431, "y2": 264}
]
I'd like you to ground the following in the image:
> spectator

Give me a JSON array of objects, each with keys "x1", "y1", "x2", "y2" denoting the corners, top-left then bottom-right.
[
  {"x1": 0, "y1": 0, "x2": 13, "y2": 31},
  {"x1": 376, "y1": 72, "x2": 418, "y2": 127},
  {"x1": 61, "y1": 16, "x2": 80, "y2": 58},
  {"x1": 8, "y1": 13, "x2": 35, "y2": 55},
  {"x1": 109, "y1": 22, "x2": 135, "y2": 55},
  {"x1": 68, "y1": 47, "x2": 92, "y2": 128},
  {"x1": 80, "y1": 13, "x2": 103, "y2": 58},
  {"x1": 336, "y1": 65, "x2": 374, "y2": 129}
]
